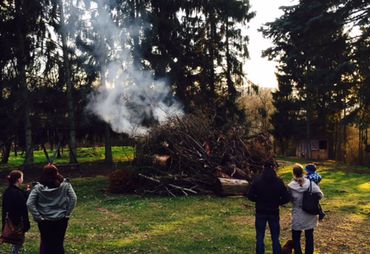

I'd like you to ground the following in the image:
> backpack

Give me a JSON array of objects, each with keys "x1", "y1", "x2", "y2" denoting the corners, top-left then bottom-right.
[{"x1": 302, "y1": 180, "x2": 320, "y2": 215}]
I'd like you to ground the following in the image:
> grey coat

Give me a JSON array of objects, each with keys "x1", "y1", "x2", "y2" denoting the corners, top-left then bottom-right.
[
  {"x1": 288, "y1": 178, "x2": 323, "y2": 231},
  {"x1": 27, "y1": 179, "x2": 77, "y2": 221}
]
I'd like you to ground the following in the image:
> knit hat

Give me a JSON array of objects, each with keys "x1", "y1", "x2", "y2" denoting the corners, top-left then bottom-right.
[{"x1": 305, "y1": 164, "x2": 317, "y2": 174}]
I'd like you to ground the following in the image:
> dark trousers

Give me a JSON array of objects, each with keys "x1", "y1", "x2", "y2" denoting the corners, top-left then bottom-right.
[
  {"x1": 38, "y1": 218, "x2": 69, "y2": 254},
  {"x1": 292, "y1": 229, "x2": 314, "y2": 254},
  {"x1": 255, "y1": 214, "x2": 281, "y2": 254}
]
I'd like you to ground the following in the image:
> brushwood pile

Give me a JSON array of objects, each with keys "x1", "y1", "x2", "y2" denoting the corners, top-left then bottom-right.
[{"x1": 110, "y1": 113, "x2": 274, "y2": 196}]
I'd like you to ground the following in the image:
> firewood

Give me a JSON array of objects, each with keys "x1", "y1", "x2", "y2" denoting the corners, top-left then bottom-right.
[{"x1": 132, "y1": 113, "x2": 274, "y2": 196}]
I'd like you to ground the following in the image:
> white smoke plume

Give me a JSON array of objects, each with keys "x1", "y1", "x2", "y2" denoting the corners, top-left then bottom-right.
[{"x1": 65, "y1": 0, "x2": 183, "y2": 135}]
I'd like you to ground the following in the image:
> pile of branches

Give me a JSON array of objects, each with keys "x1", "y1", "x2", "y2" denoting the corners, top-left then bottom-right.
[{"x1": 132, "y1": 113, "x2": 274, "y2": 196}]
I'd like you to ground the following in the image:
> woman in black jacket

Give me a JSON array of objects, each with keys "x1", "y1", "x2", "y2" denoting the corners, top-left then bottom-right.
[{"x1": 2, "y1": 170, "x2": 31, "y2": 254}]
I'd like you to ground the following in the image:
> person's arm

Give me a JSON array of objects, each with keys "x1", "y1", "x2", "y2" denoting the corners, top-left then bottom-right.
[
  {"x1": 316, "y1": 173, "x2": 322, "y2": 184},
  {"x1": 247, "y1": 182, "x2": 258, "y2": 202},
  {"x1": 65, "y1": 183, "x2": 77, "y2": 217},
  {"x1": 26, "y1": 186, "x2": 43, "y2": 221},
  {"x1": 279, "y1": 180, "x2": 291, "y2": 205}
]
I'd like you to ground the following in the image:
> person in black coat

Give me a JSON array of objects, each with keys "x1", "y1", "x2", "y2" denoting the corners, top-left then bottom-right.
[
  {"x1": 2, "y1": 170, "x2": 31, "y2": 254},
  {"x1": 247, "y1": 159, "x2": 290, "y2": 254}
]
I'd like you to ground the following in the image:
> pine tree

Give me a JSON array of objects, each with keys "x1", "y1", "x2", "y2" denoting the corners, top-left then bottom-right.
[{"x1": 262, "y1": 0, "x2": 353, "y2": 159}]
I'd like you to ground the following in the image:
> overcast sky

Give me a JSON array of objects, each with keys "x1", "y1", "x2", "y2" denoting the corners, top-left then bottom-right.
[{"x1": 244, "y1": 0, "x2": 297, "y2": 88}]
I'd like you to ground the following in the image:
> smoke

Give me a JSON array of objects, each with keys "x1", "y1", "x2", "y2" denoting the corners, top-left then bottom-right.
[
  {"x1": 65, "y1": 0, "x2": 183, "y2": 135},
  {"x1": 87, "y1": 63, "x2": 183, "y2": 134}
]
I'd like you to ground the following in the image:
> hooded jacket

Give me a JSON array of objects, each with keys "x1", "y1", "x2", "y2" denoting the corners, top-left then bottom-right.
[
  {"x1": 2, "y1": 185, "x2": 31, "y2": 232},
  {"x1": 247, "y1": 168, "x2": 290, "y2": 215},
  {"x1": 27, "y1": 179, "x2": 77, "y2": 221},
  {"x1": 288, "y1": 178, "x2": 323, "y2": 230}
]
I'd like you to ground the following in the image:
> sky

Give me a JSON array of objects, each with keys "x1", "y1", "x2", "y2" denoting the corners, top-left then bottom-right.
[{"x1": 244, "y1": 0, "x2": 297, "y2": 88}]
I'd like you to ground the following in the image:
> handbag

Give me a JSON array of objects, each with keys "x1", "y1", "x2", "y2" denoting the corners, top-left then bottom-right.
[
  {"x1": 1, "y1": 213, "x2": 25, "y2": 245},
  {"x1": 302, "y1": 180, "x2": 320, "y2": 215}
]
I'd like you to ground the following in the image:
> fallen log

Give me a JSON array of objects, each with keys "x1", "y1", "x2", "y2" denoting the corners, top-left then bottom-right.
[{"x1": 218, "y1": 177, "x2": 248, "y2": 196}]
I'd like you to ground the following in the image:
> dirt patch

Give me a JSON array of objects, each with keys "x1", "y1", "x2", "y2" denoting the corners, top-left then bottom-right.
[
  {"x1": 229, "y1": 215, "x2": 254, "y2": 226},
  {"x1": 314, "y1": 213, "x2": 370, "y2": 254},
  {"x1": 230, "y1": 210, "x2": 370, "y2": 254},
  {"x1": 280, "y1": 211, "x2": 370, "y2": 254}
]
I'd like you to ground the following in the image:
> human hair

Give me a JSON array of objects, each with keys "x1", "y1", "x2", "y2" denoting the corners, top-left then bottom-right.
[
  {"x1": 305, "y1": 163, "x2": 317, "y2": 173},
  {"x1": 264, "y1": 158, "x2": 278, "y2": 171},
  {"x1": 292, "y1": 163, "x2": 305, "y2": 186},
  {"x1": 7, "y1": 170, "x2": 23, "y2": 186},
  {"x1": 40, "y1": 164, "x2": 64, "y2": 188}
]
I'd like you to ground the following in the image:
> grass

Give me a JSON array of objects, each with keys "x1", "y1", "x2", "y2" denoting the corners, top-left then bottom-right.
[
  {"x1": 0, "y1": 159, "x2": 369, "y2": 253},
  {"x1": 0, "y1": 146, "x2": 134, "y2": 170},
  {"x1": 278, "y1": 160, "x2": 370, "y2": 215}
]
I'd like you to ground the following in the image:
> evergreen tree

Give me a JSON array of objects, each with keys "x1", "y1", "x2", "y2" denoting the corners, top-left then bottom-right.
[
  {"x1": 262, "y1": 0, "x2": 353, "y2": 159},
  {"x1": 0, "y1": 0, "x2": 49, "y2": 166},
  {"x1": 140, "y1": 0, "x2": 254, "y2": 120}
]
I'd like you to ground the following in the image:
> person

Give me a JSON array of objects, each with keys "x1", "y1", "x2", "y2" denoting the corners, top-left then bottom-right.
[
  {"x1": 305, "y1": 163, "x2": 326, "y2": 220},
  {"x1": 288, "y1": 164, "x2": 323, "y2": 254},
  {"x1": 2, "y1": 170, "x2": 31, "y2": 254},
  {"x1": 27, "y1": 164, "x2": 77, "y2": 254},
  {"x1": 247, "y1": 159, "x2": 290, "y2": 254}
]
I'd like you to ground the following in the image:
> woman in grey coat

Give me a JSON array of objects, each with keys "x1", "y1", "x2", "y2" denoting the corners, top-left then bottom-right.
[
  {"x1": 288, "y1": 164, "x2": 323, "y2": 254},
  {"x1": 27, "y1": 164, "x2": 77, "y2": 254}
]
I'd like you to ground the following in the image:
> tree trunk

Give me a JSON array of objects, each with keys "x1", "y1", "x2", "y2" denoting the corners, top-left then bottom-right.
[
  {"x1": 225, "y1": 21, "x2": 237, "y2": 104},
  {"x1": 365, "y1": 128, "x2": 370, "y2": 166},
  {"x1": 57, "y1": 146, "x2": 62, "y2": 159},
  {"x1": 131, "y1": 0, "x2": 141, "y2": 68},
  {"x1": 206, "y1": 2, "x2": 216, "y2": 100},
  {"x1": 60, "y1": 2, "x2": 77, "y2": 163},
  {"x1": 359, "y1": 127, "x2": 364, "y2": 164},
  {"x1": 14, "y1": 140, "x2": 18, "y2": 156},
  {"x1": 105, "y1": 124, "x2": 113, "y2": 164},
  {"x1": 15, "y1": 0, "x2": 33, "y2": 166},
  {"x1": 95, "y1": 1, "x2": 113, "y2": 164},
  {"x1": 334, "y1": 120, "x2": 343, "y2": 161},
  {"x1": 1, "y1": 142, "x2": 11, "y2": 164},
  {"x1": 305, "y1": 106, "x2": 312, "y2": 160},
  {"x1": 100, "y1": 65, "x2": 113, "y2": 164}
]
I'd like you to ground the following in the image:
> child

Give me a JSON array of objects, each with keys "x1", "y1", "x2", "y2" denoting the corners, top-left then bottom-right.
[{"x1": 305, "y1": 164, "x2": 326, "y2": 220}]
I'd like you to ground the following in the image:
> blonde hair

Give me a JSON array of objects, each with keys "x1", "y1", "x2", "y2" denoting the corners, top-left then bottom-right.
[{"x1": 292, "y1": 163, "x2": 305, "y2": 186}]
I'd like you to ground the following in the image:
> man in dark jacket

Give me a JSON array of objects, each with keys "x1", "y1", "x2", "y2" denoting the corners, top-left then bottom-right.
[{"x1": 247, "y1": 159, "x2": 290, "y2": 254}]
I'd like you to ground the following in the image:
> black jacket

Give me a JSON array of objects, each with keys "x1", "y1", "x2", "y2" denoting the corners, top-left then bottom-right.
[
  {"x1": 247, "y1": 168, "x2": 290, "y2": 215},
  {"x1": 2, "y1": 185, "x2": 31, "y2": 232}
]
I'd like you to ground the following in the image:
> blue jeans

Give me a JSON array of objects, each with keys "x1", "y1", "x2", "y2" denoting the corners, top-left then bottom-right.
[
  {"x1": 255, "y1": 214, "x2": 281, "y2": 254},
  {"x1": 292, "y1": 229, "x2": 314, "y2": 254}
]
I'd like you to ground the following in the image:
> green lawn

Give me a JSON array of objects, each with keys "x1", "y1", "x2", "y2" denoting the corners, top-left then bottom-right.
[
  {"x1": 0, "y1": 160, "x2": 369, "y2": 253},
  {"x1": 1, "y1": 146, "x2": 134, "y2": 169}
]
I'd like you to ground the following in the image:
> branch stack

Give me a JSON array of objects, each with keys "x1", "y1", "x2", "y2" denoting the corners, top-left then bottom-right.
[{"x1": 133, "y1": 113, "x2": 274, "y2": 196}]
